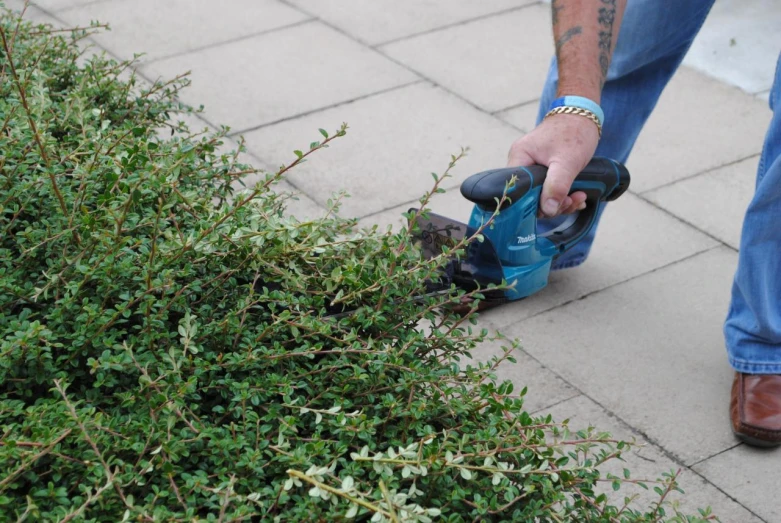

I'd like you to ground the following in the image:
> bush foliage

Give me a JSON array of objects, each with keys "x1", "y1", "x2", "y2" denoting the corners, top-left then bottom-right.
[{"x1": 0, "y1": 7, "x2": 716, "y2": 522}]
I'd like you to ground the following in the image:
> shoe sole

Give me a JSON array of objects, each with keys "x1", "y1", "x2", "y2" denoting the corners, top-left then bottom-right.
[{"x1": 734, "y1": 431, "x2": 781, "y2": 448}]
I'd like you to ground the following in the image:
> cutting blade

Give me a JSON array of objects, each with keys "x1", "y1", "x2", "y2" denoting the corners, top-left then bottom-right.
[{"x1": 409, "y1": 210, "x2": 507, "y2": 307}]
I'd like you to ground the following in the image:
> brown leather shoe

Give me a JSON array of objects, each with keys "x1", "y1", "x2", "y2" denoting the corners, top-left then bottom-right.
[{"x1": 730, "y1": 372, "x2": 781, "y2": 447}]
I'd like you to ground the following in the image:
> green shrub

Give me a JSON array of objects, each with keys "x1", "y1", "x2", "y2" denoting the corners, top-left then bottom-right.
[{"x1": 0, "y1": 8, "x2": 716, "y2": 522}]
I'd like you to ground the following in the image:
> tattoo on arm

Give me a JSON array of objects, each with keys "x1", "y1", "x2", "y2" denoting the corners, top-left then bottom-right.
[
  {"x1": 555, "y1": 26, "x2": 583, "y2": 57},
  {"x1": 597, "y1": 0, "x2": 617, "y2": 85}
]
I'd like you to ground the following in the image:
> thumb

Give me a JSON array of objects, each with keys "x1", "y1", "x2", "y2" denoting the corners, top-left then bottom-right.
[{"x1": 540, "y1": 160, "x2": 578, "y2": 217}]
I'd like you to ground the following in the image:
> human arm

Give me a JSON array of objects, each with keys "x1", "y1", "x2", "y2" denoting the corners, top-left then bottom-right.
[{"x1": 507, "y1": 0, "x2": 627, "y2": 217}]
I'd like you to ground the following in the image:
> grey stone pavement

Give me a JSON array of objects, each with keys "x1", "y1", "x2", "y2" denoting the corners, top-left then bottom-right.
[{"x1": 7, "y1": 0, "x2": 781, "y2": 520}]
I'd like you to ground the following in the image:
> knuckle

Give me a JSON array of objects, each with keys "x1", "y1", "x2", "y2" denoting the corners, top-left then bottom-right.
[{"x1": 508, "y1": 139, "x2": 528, "y2": 155}]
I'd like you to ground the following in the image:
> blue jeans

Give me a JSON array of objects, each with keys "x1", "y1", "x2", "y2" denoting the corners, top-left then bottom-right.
[{"x1": 537, "y1": 0, "x2": 781, "y2": 373}]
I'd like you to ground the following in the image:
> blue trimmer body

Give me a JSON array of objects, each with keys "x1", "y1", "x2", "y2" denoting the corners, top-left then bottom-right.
[{"x1": 412, "y1": 157, "x2": 630, "y2": 304}]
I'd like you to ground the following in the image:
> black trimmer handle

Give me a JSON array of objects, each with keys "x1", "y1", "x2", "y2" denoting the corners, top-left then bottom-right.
[
  {"x1": 460, "y1": 157, "x2": 630, "y2": 258},
  {"x1": 460, "y1": 157, "x2": 630, "y2": 210}
]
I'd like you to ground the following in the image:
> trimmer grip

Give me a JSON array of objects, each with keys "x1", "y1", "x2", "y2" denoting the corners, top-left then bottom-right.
[
  {"x1": 460, "y1": 157, "x2": 628, "y2": 210},
  {"x1": 570, "y1": 157, "x2": 630, "y2": 202},
  {"x1": 544, "y1": 158, "x2": 630, "y2": 258}
]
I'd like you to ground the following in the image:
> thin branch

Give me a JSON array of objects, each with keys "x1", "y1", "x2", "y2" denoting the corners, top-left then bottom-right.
[
  {"x1": 0, "y1": 24, "x2": 69, "y2": 219},
  {"x1": 0, "y1": 429, "x2": 72, "y2": 489},
  {"x1": 28, "y1": 24, "x2": 110, "y2": 36},
  {"x1": 54, "y1": 380, "x2": 130, "y2": 509},
  {"x1": 287, "y1": 469, "x2": 392, "y2": 519}
]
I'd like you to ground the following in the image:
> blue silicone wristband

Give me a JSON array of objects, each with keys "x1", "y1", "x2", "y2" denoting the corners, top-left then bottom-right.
[{"x1": 549, "y1": 96, "x2": 604, "y2": 126}]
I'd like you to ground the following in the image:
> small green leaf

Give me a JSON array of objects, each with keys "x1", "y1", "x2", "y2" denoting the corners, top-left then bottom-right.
[{"x1": 341, "y1": 476, "x2": 354, "y2": 491}]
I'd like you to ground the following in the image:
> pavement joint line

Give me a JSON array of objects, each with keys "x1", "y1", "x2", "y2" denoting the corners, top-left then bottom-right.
[
  {"x1": 633, "y1": 191, "x2": 739, "y2": 253},
  {"x1": 356, "y1": 187, "x2": 454, "y2": 222},
  {"x1": 489, "y1": 330, "x2": 767, "y2": 522},
  {"x1": 52, "y1": 0, "x2": 113, "y2": 14},
  {"x1": 528, "y1": 391, "x2": 582, "y2": 417},
  {"x1": 375, "y1": 51, "x2": 513, "y2": 122},
  {"x1": 170, "y1": 110, "x2": 224, "y2": 140},
  {"x1": 225, "y1": 79, "x2": 425, "y2": 137},
  {"x1": 637, "y1": 153, "x2": 761, "y2": 196},
  {"x1": 26, "y1": 4, "x2": 129, "y2": 64},
  {"x1": 370, "y1": 1, "x2": 544, "y2": 49},
  {"x1": 143, "y1": 17, "x2": 317, "y2": 66},
  {"x1": 751, "y1": 87, "x2": 772, "y2": 96},
  {"x1": 687, "y1": 468, "x2": 769, "y2": 523},
  {"x1": 276, "y1": 0, "x2": 522, "y2": 129},
  {"x1": 688, "y1": 441, "x2": 743, "y2": 468},
  {"x1": 492, "y1": 97, "x2": 542, "y2": 116}
]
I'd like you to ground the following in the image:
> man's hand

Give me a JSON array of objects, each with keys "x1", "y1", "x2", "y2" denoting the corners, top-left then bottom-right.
[
  {"x1": 510, "y1": 0, "x2": 626, "y2": 217},
  {"x1": 506, "y1": 113, "x2": 600, "y2": 217}
]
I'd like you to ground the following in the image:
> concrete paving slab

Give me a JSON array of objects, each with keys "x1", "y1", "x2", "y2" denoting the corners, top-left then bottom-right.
[
  {"x1": 627, "y1": 67, "x2": 770, "y2": 193},
  {"x1": 546, "y1": 396, "x2": 762, "y2": 522},
  {"x1": 496, "y1": 100, "x2": 541, "y2": 133},
  {"x1": 141, "y1": 21, "x2": 417, "y2": 134},
  {"x1": 645, "y1": 155, "x2": 759, "y2": 250},
  {"x1": 285, "y1": 0, "x2": 535, "y2": 46},
  {"x1": 240, "y1": 82, "x2": 521, "y2": 218},
  {"x1": 380, "y1": 4, "x2": 553, "y2": 113},
  {"x1": 496, "y1": 247, "x2": 740, "y2": 465},
  {"x1": 684, "y1": 0, "x2": 781, "y2": 94},
  {"x1": 466, "y1": 340, "x2": 578, "y2": 415},
  {"x1": 693, "y1": 443, "x2": 781, "y2": 522},
  {"x1": 57, "y1": 0, "x2": 309, "y2": 63}
]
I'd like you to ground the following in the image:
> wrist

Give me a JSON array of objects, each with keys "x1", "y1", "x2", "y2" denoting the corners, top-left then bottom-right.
[
  {"x1": 545, "y1": 93, "x2": 604, "y2": 137},
  {"x1": 555, "y1": 82, "x2": 601, "y2": 105},
  {"x1": 543, "y1": 108, "x2": 602, "y2": 138}
]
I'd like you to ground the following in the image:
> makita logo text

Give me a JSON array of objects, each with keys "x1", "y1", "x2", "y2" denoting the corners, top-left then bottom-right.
[{"x1": 517, "y1": 234, "x2": 536, "y2": 244}]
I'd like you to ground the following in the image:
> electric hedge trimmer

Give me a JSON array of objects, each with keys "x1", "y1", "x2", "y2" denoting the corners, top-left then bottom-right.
[{"x1": 407, "y1": 157, "x2": 630, "y2": 311}]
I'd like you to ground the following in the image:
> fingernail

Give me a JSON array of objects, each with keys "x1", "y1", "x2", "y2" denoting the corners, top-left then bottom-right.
[
  {"x1": 543, "y1": 199, "x2": 560, "y2": 216},
  {"x1": 577, "y1": 202, "x2": 587, "y2": 211}
]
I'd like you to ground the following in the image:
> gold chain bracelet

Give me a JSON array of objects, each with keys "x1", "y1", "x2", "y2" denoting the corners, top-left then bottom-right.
[{"x1": 543, "y1": 106, "x2": 603, "y2": 138}]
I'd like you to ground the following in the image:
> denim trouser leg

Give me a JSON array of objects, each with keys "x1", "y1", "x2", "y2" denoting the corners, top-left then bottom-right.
[
  {"x1": 724, "y1": 53, "x2": 781, "y2": 373},
  {"x1": 536, "y1": 0, "x2": 716, "y2": 270}
]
